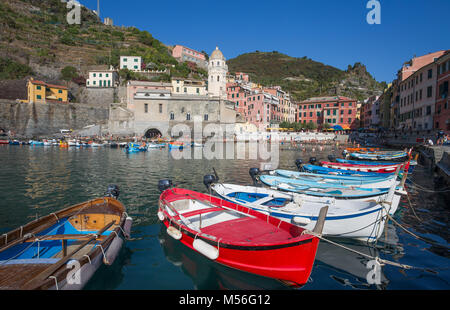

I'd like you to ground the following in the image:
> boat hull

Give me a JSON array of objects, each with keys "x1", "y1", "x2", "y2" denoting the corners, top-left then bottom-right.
[
  {"x1": 211, "y1": 183, "x2": 401, "y2": 243},
  {"x1": 159, "y1": 188, "x2": 319, "y2": 286}
]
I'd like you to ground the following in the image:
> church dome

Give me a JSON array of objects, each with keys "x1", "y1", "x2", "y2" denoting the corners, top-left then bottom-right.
[{"x1": 210, "y1": 46, "x2": 225, "y2": 60}]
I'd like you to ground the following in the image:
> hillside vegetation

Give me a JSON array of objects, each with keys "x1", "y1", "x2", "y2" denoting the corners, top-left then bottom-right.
[
  {"x1": 227, "y1": 51, "x2": 385, "y2": 101},
  {"x1": 0, "y1": 0, "x2": 205, "y2": 82}
]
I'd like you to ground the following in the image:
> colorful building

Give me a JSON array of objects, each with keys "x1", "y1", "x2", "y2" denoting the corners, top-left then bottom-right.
[
  {"x1": 298, "y1": 96, "x2": 358, "y2": 129},
  {"x1": 27, "y1": 78, "x2": 68, "y2": 104},
  {"x1": 172, "y1": 45, "x2": 208, "y2": 69},
  {"x1": 434, "y1": 51, "x2": 450, "y2": 132}
]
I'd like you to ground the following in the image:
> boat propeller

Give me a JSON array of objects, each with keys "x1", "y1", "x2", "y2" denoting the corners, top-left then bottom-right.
[
  {"x1": 309, "y1": 157, "x2": 317, "y2": 165},
  {"x1": 105, "y1": 184, "x2": 120, "y2": 199},
  {"x1": 158, "y1": 179, "x2": 173, "y2": 192}
]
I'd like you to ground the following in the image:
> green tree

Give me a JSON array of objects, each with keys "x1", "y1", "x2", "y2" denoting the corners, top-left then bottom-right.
[{"x1": 60, "y1": 66, "x2": 78, "y2": 82}]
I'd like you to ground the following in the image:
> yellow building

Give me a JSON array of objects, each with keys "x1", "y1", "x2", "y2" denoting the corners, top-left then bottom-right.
[{"x1": 27, "y1": 78, "x2": 69, "y2": 103}]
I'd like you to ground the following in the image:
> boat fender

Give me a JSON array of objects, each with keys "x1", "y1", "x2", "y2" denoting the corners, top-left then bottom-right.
[
  {"x1": 193, "y1": 239, "x2": 219, "y2": 260},
  {"x1": 123, "y1": 216, "x2": 133, "y2": 239},
  {"x1": 292, "y1": 217, "x2": 311, "y2": 226},
  {"x1": 157, "y1": 211, "x2": 165, "y2": 221},
  {"x1": 167, "y1": 226, "x2": 182, "y2": 240}
]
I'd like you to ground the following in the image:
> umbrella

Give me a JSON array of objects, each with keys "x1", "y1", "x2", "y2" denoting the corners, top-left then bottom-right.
[{"x1": 332, "y1": 125, "x2": 344, "y2": 131}]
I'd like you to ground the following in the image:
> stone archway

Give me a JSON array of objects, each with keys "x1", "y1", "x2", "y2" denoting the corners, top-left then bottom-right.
[{"x1": 144, "y1": 128, "x2": 163, "y2": 139}]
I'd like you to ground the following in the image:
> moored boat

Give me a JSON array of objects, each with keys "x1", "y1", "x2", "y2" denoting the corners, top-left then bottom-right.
[
  {"x1": 0, "y1": 186, "x2": 132, "y2": 290},
  {"x1": 157, "y1": 181, "x2": 327, "y2": 287},
  {"x1": 208, "y1": 180, "x2": 399, "y2": 242},
  {"x1": 168, "y1": 142, "x2": 184, "y2": 150},
  {"x1": 320, "y1": 161, "x2": 406, "y2": 174}
]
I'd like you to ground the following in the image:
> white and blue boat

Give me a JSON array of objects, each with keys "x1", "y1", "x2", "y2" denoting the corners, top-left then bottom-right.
[
  {"x1": 258, "y1": 174, "x2": 399, "y2": 199},
  {"x1": 336, "y1": 158, "x2": 417, "y2": 173},
  {"x1": 274, "y1": 169, "x2": 398, "y2": 188},
  {"x1": 148, "y1": 143, "x2": 166, "y2": 149},
  {"x1": 208, "y1": 182, "x2": 400, "y2": 243},
  {"x1": 349, "y1": 151, "x2": 408, "y2": 161}
]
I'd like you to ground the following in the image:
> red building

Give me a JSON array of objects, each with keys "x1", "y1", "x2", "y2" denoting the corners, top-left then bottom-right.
[
  {"x1": 298, "y1": 96, "x2": 358, "y2": 129},
  {"x1": 434, "y1": 51, "x2": 450, "y2": 132}
]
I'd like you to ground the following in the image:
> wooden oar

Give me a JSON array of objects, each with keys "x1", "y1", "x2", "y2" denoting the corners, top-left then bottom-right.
[{"x1": 21, "y1": 220, "x2": 115, "y2": 290}]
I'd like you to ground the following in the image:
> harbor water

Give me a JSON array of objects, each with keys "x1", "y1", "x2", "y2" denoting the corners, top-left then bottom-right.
[{"x1": 0, "y1": 144, "x2": 448, "y2": 290}]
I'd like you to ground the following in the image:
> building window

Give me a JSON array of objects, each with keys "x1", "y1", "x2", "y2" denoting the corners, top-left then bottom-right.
[
  {"x1": 58, "y1": 98, "x2": 62, "y2": 102},
  {"x1": 58, "y1": 90, "x2": 62, "y2": 94},
  {"x1": 186, "y1": 113, "x2": 191, "y2": 121},
  {"x1": 184, "y1": 87, "x2": 187, "y2": 93},
  {"x1": 427, "y1": 86, "x2": 433, "y2": 98},
  {"x1": 170, "y1": 112, "x2": 174, "y2": 120},
  {"x1": 144, "y1": 104, "x2": 148, "y2": 113},
  {"x1": 428, "y1": 69, "x2": 432, "y2": 79},
  {"x1": 217, "y1": 76, "x2": 220, "y2": 82},
  {"x1": 159, "y1": 104, "x2": 162, "y2": 113},
  {"x1": 176, "y1": 87, "x2": 180, "y2": 93},
  {"x1": 37, "y1": 95, "x2": 41, "y2": 99},
  {"x1": 37, "y1": 86, "x2": 41, "y2": 90}
]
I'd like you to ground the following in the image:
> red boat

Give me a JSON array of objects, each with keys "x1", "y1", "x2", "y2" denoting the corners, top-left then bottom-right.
[
  {"x1": 320, "y1": 161, "x2": 406, "y2": 173},
  {"x1": 158, "y1": 186, "x2": 327, "y2": 287}
]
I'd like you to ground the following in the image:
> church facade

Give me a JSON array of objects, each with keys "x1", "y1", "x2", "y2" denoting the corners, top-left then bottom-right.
[{"x1": 108, "y1": 47, "x2": 240, "y2": 138}]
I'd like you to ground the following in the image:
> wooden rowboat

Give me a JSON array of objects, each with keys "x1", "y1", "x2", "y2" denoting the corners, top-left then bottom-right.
[
  {"x1": 158, "y1": 183, "x2": 327, "y2": 287},
  {"x1": 320, "y1": 161, "x2": 407, "y2": 174},
  {"x1": 0, "y1": 186, "x2": 132, "y2": 290}
]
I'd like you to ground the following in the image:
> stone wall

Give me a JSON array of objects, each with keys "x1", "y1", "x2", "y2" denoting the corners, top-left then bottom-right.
[{"x1": 0, "y1": 100, "x2": 109, "y2": 138}]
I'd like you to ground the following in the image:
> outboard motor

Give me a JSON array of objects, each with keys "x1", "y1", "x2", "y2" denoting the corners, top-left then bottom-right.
[
  {"x1": 158, "y1": 179, "x2": 173, "y2": 192},
  {"x1": 203, "y1": 175, "x2": 217, "y2": 190},
  {"x1": 105, "y1": 184, "x2": 120, "y2": 200},
  {"x1": 295, "y1": 159, "x2": 303, "y2": 171},
  {"x1": 309, "y1": 157, "x2": 317, "y2": 165},
  {"x1": 249, "y1": 168, "x2": 261, "y2": 186},
  {"x1": 328, "y1": 155, "x2": 336, "y2": 162},
  {"x1": 342, "y1": 150, "x2": 348, "y2": 158}
]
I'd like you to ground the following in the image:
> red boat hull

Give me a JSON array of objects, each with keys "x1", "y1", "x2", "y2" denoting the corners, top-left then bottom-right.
[
  {"x1": 159, "y1": 188, "x2": 319, "y2": 286},
  {"x1": 0, "y1": 141, "x2": 9, "y2": 145}
]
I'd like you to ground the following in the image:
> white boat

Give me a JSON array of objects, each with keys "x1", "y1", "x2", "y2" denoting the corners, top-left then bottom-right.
[
  {"x1": 209, "y1": 182, "x2": 401, "y2": 243},
  {"x1": 91, "y1": 143, "x2": 103, "y2": 147},
  {"x1": 68, "y1": 140, "x2": 77, "y2": 147}
]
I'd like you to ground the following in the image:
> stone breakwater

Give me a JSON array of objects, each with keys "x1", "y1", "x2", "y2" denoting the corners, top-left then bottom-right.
[{"x1": 0, "y1": 100, "x2": 109, "y2": 138}]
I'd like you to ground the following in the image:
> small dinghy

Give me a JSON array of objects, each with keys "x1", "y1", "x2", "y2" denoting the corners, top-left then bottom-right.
[
  {"x1": 336, "y1": 158, "x2": 418, "y2": 173},
  {"x1": 148, "y1": 143, "x2": 166, "y2": 149},
  {"x1": 168, "y1": 142, "x2": 184, "y2": 150},
  {"x1": 207, "y1": 179, "x2": 399, "y2": 242},
  {"x1": 125, "y1": 142, "x2": 148, "y2": 153},
  {"x1": 157, "y1": 180, "x2": 327, "y2": 287},
  {"x1": 0, "y1": 186, "x2": 132, "y2": 290}
]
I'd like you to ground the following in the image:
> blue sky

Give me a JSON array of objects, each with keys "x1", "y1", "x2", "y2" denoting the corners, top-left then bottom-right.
[{"x1": 80, "y1": 0, "x2": 449, "y2": 83}]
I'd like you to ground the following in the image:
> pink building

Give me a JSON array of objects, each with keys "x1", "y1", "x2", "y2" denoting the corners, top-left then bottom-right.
[
  {"x1": 435, "y1": 51, "x2": 450, "y2": 132},
  {"x1": 172, "y1": 45, "x2": 207, "y2": 69}
]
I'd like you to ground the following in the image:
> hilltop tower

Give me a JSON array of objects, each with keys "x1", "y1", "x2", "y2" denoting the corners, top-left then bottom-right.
[{"x1": 208, "y1": 46, "x2": 228, "y2": 100}]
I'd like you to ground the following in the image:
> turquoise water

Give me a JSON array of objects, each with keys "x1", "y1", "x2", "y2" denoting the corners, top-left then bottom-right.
[{"x1": 0, "y1": 144, "x2": 448, "y2": 290}]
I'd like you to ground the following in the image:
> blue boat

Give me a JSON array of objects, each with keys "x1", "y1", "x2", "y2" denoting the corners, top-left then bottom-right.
[
  {"x1": 302, "y1": 164, "x2": 391, "y2": 177},
  {"x1": 259, "y1": 175, "x2": 394, "y2": 199},
  {"x1": 125, "y1": 143, "x2": 148, "y2": 153},
  {"x1": 275, "y1": 170, "x2": 396, "y2": 187},
  {"x1": 168, "y1": 143, "x2": 184, "y2": 150},
  {"x1": 30, "y1": 141, "x2": 44, "y2": 146},
  {"x1": 9, "y1": 140, "x2": 20, "y2": 145}
]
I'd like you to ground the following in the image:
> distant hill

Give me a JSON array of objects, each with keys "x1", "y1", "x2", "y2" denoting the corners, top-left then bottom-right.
[{"x1": 227, "y1": 51, "x2": 385, "y2": 101}]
